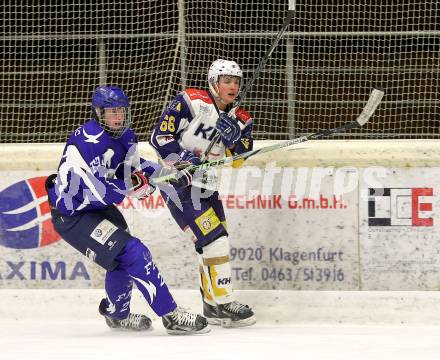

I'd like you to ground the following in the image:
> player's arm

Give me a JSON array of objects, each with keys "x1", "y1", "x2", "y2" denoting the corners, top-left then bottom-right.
[
  {"x1": 127, "y1": 140, "x2": 193, "y2": 196},
  {"x1": 92, "y1": 173, "x2": 128, "y2": 203},
  {"x1": 98, "y1": 165, "x2": 160, "y2": 201},
  {"x1": 149, "y1": 93, "x2": 193, "y2": 161},
  {"x1": 55, "y1": 144, "x2": 127, "y2": 208}
]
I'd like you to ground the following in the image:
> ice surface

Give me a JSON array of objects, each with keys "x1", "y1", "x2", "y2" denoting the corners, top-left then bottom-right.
[
  {"x1": 3, "y1": 320, "x2": 440, "y2": 360},
  {"x1": 2, "y1": 289, "x2": 440, "y2": 360}
]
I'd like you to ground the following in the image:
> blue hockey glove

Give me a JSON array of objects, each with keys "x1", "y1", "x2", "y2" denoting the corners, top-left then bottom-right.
[
  {"x1": 174, "y1": 149, "x2": 202, "y2": 170},
  {"x1": 215, "y1": 113, "x2": 241, "y2": 148},
  {"x1": 180, "y1": 149, "x2": 202, "y2": 165}
]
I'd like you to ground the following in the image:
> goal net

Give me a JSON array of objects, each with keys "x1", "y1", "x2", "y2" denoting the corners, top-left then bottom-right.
[{"x1": 0, "y1": 1, "x2": 438, "y2": 142}]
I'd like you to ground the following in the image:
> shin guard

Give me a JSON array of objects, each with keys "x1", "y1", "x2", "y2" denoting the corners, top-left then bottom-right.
[{"x1": 199, "y1": 236, "x2": 233, "y2": 304}]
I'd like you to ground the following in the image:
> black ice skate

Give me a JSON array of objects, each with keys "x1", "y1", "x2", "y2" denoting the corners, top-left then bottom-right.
[
  {"x1": 98, "y1": 299, "x2": 152, "y2": 331},
  {"x1": 162, "y1": 306, "x2": 210, "y2": 335},
  {"x1": 203, "y1": 298, "x2": 256, "y2": 328}
]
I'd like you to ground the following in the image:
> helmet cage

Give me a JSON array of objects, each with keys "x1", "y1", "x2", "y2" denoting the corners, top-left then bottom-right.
[{"x1": 94, "y1": 107, "x2": 132, "y2": 139}]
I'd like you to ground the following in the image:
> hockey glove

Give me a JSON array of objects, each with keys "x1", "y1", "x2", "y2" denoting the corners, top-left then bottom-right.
[
  {"x1": 171, "y1": 168, "x2": 193, "y2": 188},
  {"x1": 174, "y1": 149, "x2": 202, "y2": 170},
  {"x1": 215, "y1": 113, "x2": 241, "y2": 148},
  {"x1": 150, "y1": 166, "x2": 194, "y2": 188},
  {"x1": 129, "y1": 171, "x2": 156, "y2": 199}
]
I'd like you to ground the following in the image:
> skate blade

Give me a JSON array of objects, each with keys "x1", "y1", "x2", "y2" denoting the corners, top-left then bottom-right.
[
  {"x1": 166, "y1": 326, "x2": 211, "y2": 335},
  {"x1": 220, "y1": 315, "x2": 257, "y2": 328},
  {"x1": 206, "y1": 317, "x2": 222, "y2": 326},
  {"x1": 109, "y1": 326, "x2": 153, "y2": 332},
  {"x1": 105, "y1": 318, "x2": 153, "y2": 331}
]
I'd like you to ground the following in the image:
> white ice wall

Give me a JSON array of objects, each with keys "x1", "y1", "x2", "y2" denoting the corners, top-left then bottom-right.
[
  {"x1": 1, "y1": 139, "x2": 439, "y2": 170},
  {"x1": 0, "y1": 140, "x2": 439, "y2": 292}
]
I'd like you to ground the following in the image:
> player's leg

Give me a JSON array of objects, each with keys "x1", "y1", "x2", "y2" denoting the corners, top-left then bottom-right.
[
  {"x1": 198, "y1": 236, "x2": 255, "y2": 328},
  {"x1": 194, "y1": 193, "x2": 255, "y2": 327},
  {"x1": 50, "y1": 206, "x2": 209, "y2": 334},
  {"x1": 93, "y1": 206, "x2": 141, "y2": 324},
  {"x1": 112, "y1": 236, "x2": 209, "y2": 334},
  {"x1": 50, "y1": 206, "x2": 153, "y2": 330},
  {"x1": 99, "y1": 270, "x2": 152, "y2": 331},
  {"x1": 165, "y1": 190, "x2": 255, "y2": 328}
]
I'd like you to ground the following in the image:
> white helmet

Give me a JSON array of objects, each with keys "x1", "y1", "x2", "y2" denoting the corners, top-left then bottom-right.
[{"x1": 208, "y1": 59, "x2": 243, "y2": 98}]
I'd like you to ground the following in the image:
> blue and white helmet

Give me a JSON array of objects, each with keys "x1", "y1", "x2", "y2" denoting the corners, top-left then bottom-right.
[
  {"x1": 91, "y1": 86, "x2": 131, "y2": 138},
  {"x1": 208, "y1": 59, "x2": 242, "y2": 97}
]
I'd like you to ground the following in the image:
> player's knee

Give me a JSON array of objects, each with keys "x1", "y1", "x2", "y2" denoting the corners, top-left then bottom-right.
[
  {"x1": 116, "y1": 237, "x2": 152, "y2": 267},
  {"x1": 194, "y1": 224, "x2": 228, "y2": 253},
  {"x1": 201, "y1": 236, "x2": 230, "y2": 260}
]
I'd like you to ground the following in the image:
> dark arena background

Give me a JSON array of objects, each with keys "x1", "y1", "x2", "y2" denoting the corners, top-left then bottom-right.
[{"x1": 0, "y1": 1, "x2": 438, "y2": 142}]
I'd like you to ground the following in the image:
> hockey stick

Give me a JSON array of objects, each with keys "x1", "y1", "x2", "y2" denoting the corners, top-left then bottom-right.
[
  {"x1": 151, "y1": 88, "x2": 384, "y2": 185},
  {"x1": 202, "y1": 6, "x2": 296, "y2": 160}
]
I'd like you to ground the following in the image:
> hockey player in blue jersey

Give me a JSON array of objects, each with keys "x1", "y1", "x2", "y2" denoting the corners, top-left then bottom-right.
[
  {"x1": 150, "y1": 59, "x2": 256, "y2": 327},
  {"x1": 45, "y1": 85, "x2": 209, "y2": 335}
]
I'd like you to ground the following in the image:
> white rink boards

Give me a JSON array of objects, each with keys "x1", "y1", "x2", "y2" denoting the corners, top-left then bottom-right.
[{"x1": 0, "y1": 140, "x2": 439, "y2": 291}]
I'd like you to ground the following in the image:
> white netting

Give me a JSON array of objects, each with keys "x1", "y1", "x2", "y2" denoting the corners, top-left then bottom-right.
[{"x1": 0, "y1": 1, "x2": 438, "y2": 142}]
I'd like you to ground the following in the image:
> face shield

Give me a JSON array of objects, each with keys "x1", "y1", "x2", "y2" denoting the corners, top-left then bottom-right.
[{"x1": 97, "y1": 106, "x2": 132, "y2": 138}]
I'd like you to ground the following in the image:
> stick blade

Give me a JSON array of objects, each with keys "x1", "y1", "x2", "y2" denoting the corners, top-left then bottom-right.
[{"x1": 356, "y1": 88, "x2": 384, "y2": 126}]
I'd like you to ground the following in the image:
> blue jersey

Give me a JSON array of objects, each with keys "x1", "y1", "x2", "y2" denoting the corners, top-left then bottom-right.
[{"x1": 48, "y1": 119, "x2": 159, "y2": 216}]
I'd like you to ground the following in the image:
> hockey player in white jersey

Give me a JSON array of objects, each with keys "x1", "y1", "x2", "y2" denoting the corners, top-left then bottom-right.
[{"x1": 150, "y1": 59, "x2": 256, "y2": 327}]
